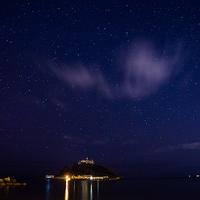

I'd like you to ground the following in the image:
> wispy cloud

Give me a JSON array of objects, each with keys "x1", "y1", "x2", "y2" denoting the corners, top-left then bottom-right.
[
  {"x1": 63, "y1": 134, "x2": 107, "y2": 146},
  {"x1": 50, "y1": 39, "x2": 181, "y2": 99},
  {"x1": 51, "y1": 63, "x2": 113, "y2": 98},
  {"x1": 156, "y1": 142, "x2": 200, "y2": 152},
  {"x1": 178, "y1": 142, "x2": 200, "y2": 150},
  {"x1": 121, "y1": 40, "x2": 181, "y2": 98},
  {"x1": 52, "y1": 65, "x2": 98, "y2": 89}
]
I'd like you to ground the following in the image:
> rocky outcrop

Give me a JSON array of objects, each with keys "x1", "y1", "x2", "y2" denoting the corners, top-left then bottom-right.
[{"x1": 0, "y1": 177, "x2": 26, "y2": 186}]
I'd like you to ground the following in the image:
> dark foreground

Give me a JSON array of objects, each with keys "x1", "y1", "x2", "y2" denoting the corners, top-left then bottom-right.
[{"x1": 1, "y1": 177, "x2": 200, "y2": 200}]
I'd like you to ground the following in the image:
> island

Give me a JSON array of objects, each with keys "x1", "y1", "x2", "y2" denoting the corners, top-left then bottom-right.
[{"x1": 46, "y1": 158, "x2": 121, "y2": 180}]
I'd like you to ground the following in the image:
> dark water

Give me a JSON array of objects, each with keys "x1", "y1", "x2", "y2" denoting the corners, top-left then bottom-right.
[{"x1": 1, "y1": 178, "x2": 200, "y2": 200}]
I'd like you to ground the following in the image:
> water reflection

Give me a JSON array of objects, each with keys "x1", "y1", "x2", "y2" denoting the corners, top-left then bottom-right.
[
  {"x1": 0, "y1": 185, "x2": 10, "y2": 198},
  {"x1": 81, "y1": 180, "x2": 89, "y2": 200},
  {"x1": 90, "y1": 182, "x2": 92, "y2": 200},
  {"x1": 45, "y1": 179, "x2": 100, "y2": 200},
  {"x1": 97, "y1": 180, "x2": 99, "y2": 200},
  {"x1": 46, "y1": 179, "x2": 55, "y2": 200},
  {"x1": 69, "y1": 180, "x2": 99, "y2": 200},
  {"x1": 46, "y1": 179, "x2": 50, "y2": 200},
  {"x1": 73, "y1": 181, "x2": 75, "y2": 199},
  {"x1": 65, "y1": 180, "x2": 69, "y2": 200}
]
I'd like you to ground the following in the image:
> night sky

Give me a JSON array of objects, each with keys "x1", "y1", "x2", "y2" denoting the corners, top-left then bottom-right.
[{"x1": 1, "y1": 0, "x2": 200, "y2": 178}]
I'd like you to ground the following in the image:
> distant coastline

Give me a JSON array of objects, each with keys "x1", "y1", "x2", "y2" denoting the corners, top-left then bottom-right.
[{"x1": 0, "y1": 177, "x2": 26, "y2": 186}]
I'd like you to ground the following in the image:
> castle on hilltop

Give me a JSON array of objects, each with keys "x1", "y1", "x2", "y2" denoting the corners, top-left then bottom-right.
[{"x1": 78, "y1": 157, "x2": 94, "y2": 165}]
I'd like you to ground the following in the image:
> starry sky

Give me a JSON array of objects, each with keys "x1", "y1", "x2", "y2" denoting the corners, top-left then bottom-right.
[{"x1": 1, "y1": 0, "x2": 200, "y2": 178}]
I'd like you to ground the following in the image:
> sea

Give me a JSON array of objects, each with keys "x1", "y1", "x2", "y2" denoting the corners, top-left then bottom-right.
[{"x1": 1, "y1": 177, "x2": 200, "y2": 200}]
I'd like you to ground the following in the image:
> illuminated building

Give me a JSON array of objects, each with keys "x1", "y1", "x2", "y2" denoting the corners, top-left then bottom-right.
[
  {"x1": 45, "y1": 175, "x2": 55, "y2": 179},
  {"x1": 78, "y1": 157, "x2": 94, "y2": 165}
]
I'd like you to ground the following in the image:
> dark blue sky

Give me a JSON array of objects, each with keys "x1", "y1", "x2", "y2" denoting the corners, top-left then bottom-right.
[{"x1": 1, "y1": 0, "x2": 200, "y2": 178}]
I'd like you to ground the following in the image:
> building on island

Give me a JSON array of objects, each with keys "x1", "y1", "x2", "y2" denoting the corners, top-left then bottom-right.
[
  {"x1": 45, "y1": 175, "x2": 55, "y2": 179},
  {"x1": 78, "y1": 157, "x2": 94, "y2": 165}
]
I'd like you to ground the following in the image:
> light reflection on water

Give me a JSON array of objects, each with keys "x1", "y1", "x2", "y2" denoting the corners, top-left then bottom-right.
[
  {"x1": 0, "y1": 179, "x2": 100, "y2": 200},
  {"x1": 64, "y1": 180, "x2": 99, "y2": 200},
  {"x1": 81, "y1": 180, "x2": 89, "y2": 199},
  {"x1": 2, "y1": 178, "x2": 200, "y2": 200},
  {"x1": 0, "y1": 185, "x2": 10, "y2": 198},
  {"x1": 97, "y1": 180, "x2": 99, "y2": 199},
  {"x1": 90, "y1": 182, "x2": 92, "y2": 200},
  {"x1": 46, "y1": 179, "x2": 50, "y2": 200},
  {"x1": 65, "y1": 180, "x2": 69, "y2": 200}
]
